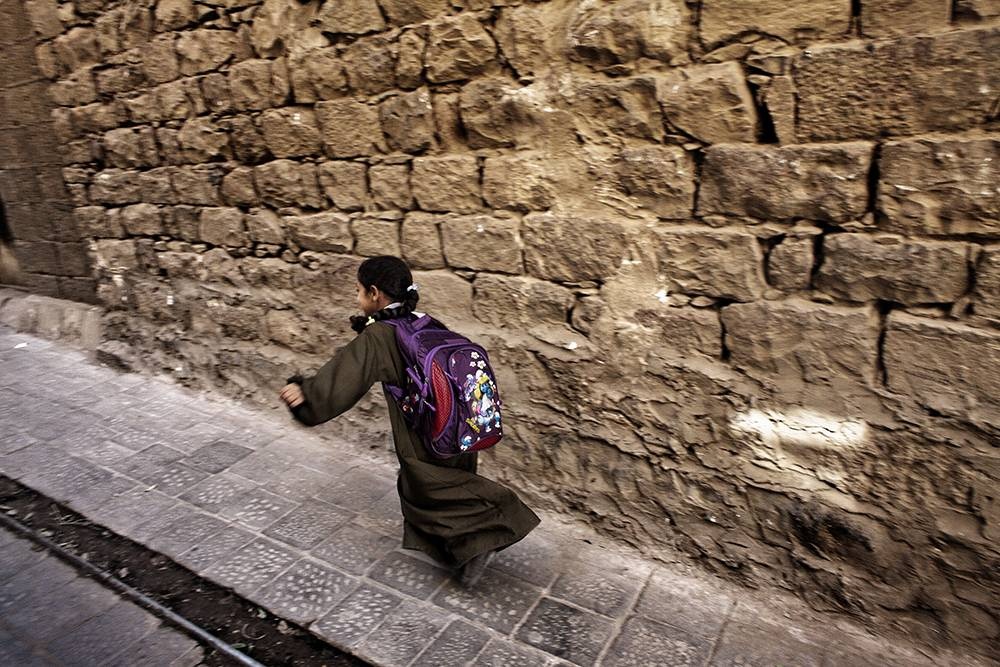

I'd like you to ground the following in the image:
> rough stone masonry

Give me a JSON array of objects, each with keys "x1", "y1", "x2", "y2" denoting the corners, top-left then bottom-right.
[{"x1": 0, "y1": 0, "x2": 998, "y2": 659}]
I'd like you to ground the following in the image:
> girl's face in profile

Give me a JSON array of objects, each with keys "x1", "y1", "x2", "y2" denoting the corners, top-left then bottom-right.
[{"x1": 357, "y1": 281, "x2": 382, "y2": 316}]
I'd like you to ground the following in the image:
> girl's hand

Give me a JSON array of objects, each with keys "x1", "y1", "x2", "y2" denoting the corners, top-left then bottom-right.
[{"x1": 280, "y1": 383, "x2": 305, "y2": 408}]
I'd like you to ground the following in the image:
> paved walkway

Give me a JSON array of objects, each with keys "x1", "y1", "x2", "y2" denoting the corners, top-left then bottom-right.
[
  {"x1": 0, "y1": 526, "x2": 203, "y2": 666},
  {"x1": 0, "y1": 326, "x2": 973, "y2": 667}
]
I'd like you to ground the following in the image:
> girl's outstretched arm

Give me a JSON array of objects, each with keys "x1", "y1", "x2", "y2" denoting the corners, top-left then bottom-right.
[{"x1": 283, "y1": 325, "x2": 396, "y2": 426}]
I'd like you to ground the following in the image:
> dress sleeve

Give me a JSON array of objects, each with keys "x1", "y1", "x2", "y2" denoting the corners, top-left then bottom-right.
[{"x1": 289, "y1": 325, "x2": 399, "y2": 426}]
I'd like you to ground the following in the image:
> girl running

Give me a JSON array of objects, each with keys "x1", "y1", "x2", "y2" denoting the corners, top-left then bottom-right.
[{"x1": 279, "y1": 255, "x2": 539, "y2": 585}]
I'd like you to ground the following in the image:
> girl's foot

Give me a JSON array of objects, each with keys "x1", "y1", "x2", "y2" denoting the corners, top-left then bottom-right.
[{"x1": 458, "y1": 550, "x2": 495, "y2": 587}]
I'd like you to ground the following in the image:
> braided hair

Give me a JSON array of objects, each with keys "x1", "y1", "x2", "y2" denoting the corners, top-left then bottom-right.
[{"x1": 349, "y1": 256, "x2": 420, "y2": 333}]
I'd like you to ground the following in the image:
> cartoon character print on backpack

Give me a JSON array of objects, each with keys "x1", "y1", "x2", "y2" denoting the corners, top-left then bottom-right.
[{"x1": 460, "y1": 354, "x2": 501, "y2": 451}]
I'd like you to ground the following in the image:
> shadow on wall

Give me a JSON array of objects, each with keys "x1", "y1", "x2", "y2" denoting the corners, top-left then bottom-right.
[{"x1": 0, "y1": 199, "x2": 20, "y2": 285}]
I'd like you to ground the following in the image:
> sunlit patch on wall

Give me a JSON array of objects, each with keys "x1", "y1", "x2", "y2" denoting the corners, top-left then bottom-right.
[{"x1": 729, "y1": 408, "x2": 868, "y2": 449}]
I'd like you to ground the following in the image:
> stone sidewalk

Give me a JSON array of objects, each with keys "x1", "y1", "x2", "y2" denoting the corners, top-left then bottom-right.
[
  {"x1": 0, "y1": 326, "x2": 973, "y2": 667},
  {"x1": 0, "y1": 526, "x2": 204, "y2": 666}
]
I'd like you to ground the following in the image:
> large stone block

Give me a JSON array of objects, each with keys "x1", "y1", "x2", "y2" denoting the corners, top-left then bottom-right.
[
  {"x1": 523, "y1": 213, "x2": 628, "y2": 283},
  {"x1": 494, "y1": 3, "x2": 555, "y2": 79},
  {"x1": 353, "y1": 215, "x2": 402, "y2": 257},
  {"x1": 286, "y1": 211, "x2": 353, "y2": 253},
  {"x1": 767, "y1": 233, "x2": 815, "y2": 291},
  {"x1": 401, "y1": 213, "x2": 445, "y2": 269},
  {"x1": 142, "y1": 35, "x2": 180, "y2": 84},
  {"x1": 860, "y1": 0, "x2": 950, "y2": 37},
  {"x1": 229, "y1": 58, "x2": 289, "y2": 111},
  {"x1": 700, "y1": 0, "x2": 850, "y2": 47},
  {"x1": 569, "y1": 78, "x2": 662, "y2": 142},
  {"x1": 615, "y1": 146, "x2": 695, "y2": 219},
  {"x1": 176, "y1": 29, "x2": 237, "y2": 76},
  {"x1": 245, "y1": 209, "x2": 285, "y2": 245},
  {"x1": 473, "y1": 274, "x2": 574, "y2": 329},
  {"x1": 885, "y1": 313, "x2": 1000, "y2": 423},
  {"x1": 24, "y1": 0, "x2": 62, "y2": 40},
  {"x1": 89, "y1": 170, "x2": 144, "y2": 205},
  {"x1": 289, "y1": 47, "x2": 348, "y2": 103},
  {"x1": 568, "y1": 0, "x2": 687, "y2": 66},
  {"x1": 410, "y1": 269, "x2": 474, "y2": 326},
  {"x1": 794, "y1": 26, "x2": 1000, "y2": 141},
  {"x1": 316, "y1": 99, "x2": 385, "y2": 158},
  {"x1": 155, "y1": 0, "x2": 196, "y2": 31},
  {"x1": 380, "y1": 89, "x2": 435, "y2": 154},
  {"x1": 316, "y1": 0, "x2": 385, "y2": 34},
  {"x1": 120, "y1": 203, "x2": 164, "y2": 236},
  {"x1": 93, "y1": 239, "x2": 140, "y2": 271},
  {"x1": 176, "y1": 118, "x2": 231, "y2": 163},
  {"x1": 442, "y1": 214, "x2": 523, "y2": 274},
  {"x1": 251, "y1": 0, "x2": 319, "y2": 58},
  {"x1": 221, "y1": 167, "x2": 258, "y2": 207},
  {"x1": 396, "y1": 28, "x2": 427, "y2": 89},
  {"x1": 459, "y1": 78, "x2": 538, "y2": 149},
  {"x1": 411, "y1": 156, "x2": 481, "y2": 213},
  {"x1": 104, "y1": 127, "x2": 160, "y2": 168},
  {"x1": 878, "y1": 136, "x2": 1000, "y2": 237},
  {"x1": 199, "y1": 207, "x2": 247, "y2": 247},
  {"x1": 483, "y1": 154, "x2": 555, "y2": 213},
  {"x1": 318, "y1": 161, "x2": 367, "y2": 211},
  {"x1": 657, "y1": 62, "x2": 757, "y2": 144},
  {"x1": 654, "y1": 227, "x2": 766, "y2": 302},
  {"x1": 171, "y1": 165, "x2": 224, "y2": 205},
  {"x1": 369, "y1": 164, "x2": 413, "y2": 211},
  {"x1": 74, "y1": 206, "x2": 125, "y2": 239},
  {"x1": 974, "y1": 245, "x2": 1000, "y2": 321},
  {"x1": 254, "y1": 160, "x2": 323, "y2": 209},
  {"x1": 49, "y1": 70, "x2": 99, "y2": 107},
  {"x1": 259, "y1": 107, "x2": 322, "y2": 158},
  {"x1": 426, "y1": 15, "x2": 497, "y2": 83},
  {"x1": 699, "y1": 143, "x2": 872, "y2": 222},
  {"x1": 955, "y1": 0, "x2": 1000, "y2": 20},
  {"x1": 634, "y1": 305, "x2": 723, "y2": 358},
  {"x1": 53, "y1": 28, "x2": 102, "y2": 72},
  {"x1": 817, "y1": 234, "x2": 971, "y2": 305},
  {"x1": 227, "y1": 115, "x2": 270, "y2": 163},
  {"x1": 342, "y1": 35, "x2": 398, "y2": 96},
  {"x1": 722, "y1": 299, "x2": 879, "y2": 387},
  {"x1": 378, "y1": 0, "x2": 449, "y2": 27},
  {"x1": 13, "y1": 240, "x2": 59, "y2": 275}
]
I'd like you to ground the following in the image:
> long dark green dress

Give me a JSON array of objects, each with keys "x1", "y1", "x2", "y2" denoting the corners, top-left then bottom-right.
[{"x1": 289, "y1": 320, "x2": 540, "y2": 567}]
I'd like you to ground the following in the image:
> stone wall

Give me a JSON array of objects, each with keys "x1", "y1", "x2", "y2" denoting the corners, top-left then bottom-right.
[
  {"x1": 0, "y1": 0, "x2": 94, "y2": 300},
  {"x1": 8, "y1": 0, "x2": 1000, "y2": 656}
]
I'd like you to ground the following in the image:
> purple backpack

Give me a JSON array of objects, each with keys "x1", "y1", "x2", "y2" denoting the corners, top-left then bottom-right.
[{"x1": 383, "y1": 314, "x2": 504, "y2": 459}]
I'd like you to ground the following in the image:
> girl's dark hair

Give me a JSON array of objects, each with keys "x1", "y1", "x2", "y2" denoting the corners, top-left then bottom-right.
[{"x1": 349, "y1": 255, "x2": 419, "y2": 333}]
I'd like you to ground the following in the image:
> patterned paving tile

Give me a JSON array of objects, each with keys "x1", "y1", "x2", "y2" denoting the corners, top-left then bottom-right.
[
  {"x1": 368, "y1": 550, "x2": 451, "y2": 600},
  {"x1": 311, "y1": 522, "x2": 399, "y2": 575},
  {"x1": 412, "y1": 619, "x2": 493, "y2": 667},
  {"x1": 313, "y1": 467, "x2": 397, "y2": 510},
  {"x1": 550, "y1": 560, "x2": 646, "y2": 617},
  {"x1": 636, "y1": 569, "x2": 733, "y2": 638},
  {"x1": 604, "y1": 616, "x2": 714, "y2": 667},
  {"x1": 472, "y1": 638, "x2": 554, "y2": 667},
  {"x1": 516, "y1": 597, "x2": 616, "y2": 666},
  {"x1": 175, "y1": 524, "x2": 257, "y2": 572},
  {"x1": 311, "y1": 583, "x2": 403, "y2": 649},
  {"x1": 492, "y1": 531, "x2": 565, "y2": 588},
  {"x1": 263, "y1": 498, "x2": 354, "y2": 550},
  {"x1": 135, "y1": 462, "x2": 210, "y2": 496},
  {"x1": 147, "y1": 511, "x2": 231, "y2": 559},
  {"x1": 204, "y1": 538, "x2": 298, "y2": 597},
  {"x1": 434, "y1": 569, "x2": 542, "y2": 634},
  {"x1": 356, "y1": 600, "x2": 451, "y2": 667},
  {"x1": 184, "y1": 441, "x2": 254, "y2": 474},
  {"x1": 256, "y1": 558, "x2": 357, "y2": 624},
  {"x1": 218, "y1": 487, "x2": 298, "y2": 531},
  {"x1": 710, "y1": 618, "x2": 824, "y2": 667},
  {"x1": 178, "y1": 472, "x2": 258, "y2": 512}
]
